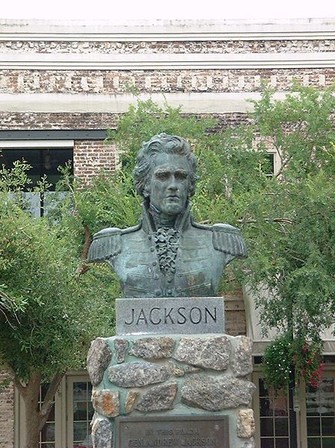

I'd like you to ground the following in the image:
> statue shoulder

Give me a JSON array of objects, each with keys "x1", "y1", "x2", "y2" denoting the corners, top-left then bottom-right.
[
  {"x1": 192, "y1": 221, "x2": 247, "y2": 257},
  {"x1": 88, "y1": 227, "x2": 122, "y2": 262},
  {"x1": 212, "y1": 223, "x2": 247, "y2": 257},
  {"x1": 87, "y1": 224, "x2": 141, "y2": 262}
]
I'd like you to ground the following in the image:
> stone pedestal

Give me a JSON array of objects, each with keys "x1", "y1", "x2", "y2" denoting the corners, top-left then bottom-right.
[{"x1": 87, "y1": 333, "x2": 256, "y2": 448}]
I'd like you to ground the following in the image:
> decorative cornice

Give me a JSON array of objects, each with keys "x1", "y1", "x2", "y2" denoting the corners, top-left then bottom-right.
[
  {"x1": 1, "y1": 52, "x2": 334, "y2": 70},
  {"x1": 0, "y1": 18, "x2": 335, "y2": 41}
]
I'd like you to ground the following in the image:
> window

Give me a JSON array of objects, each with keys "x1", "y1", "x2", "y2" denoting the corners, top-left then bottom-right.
[
  {"x1": 305, "y1": 374, "x2": 335, "y2": 448},
  {"x1": 0, "y1": 147, "x2": 72, "y2": 189},
  {"x1": 67, "y1": 376, "x2": 93, "y2": 448},
  {"x1": 0, "y1": 140, "x2": 73, "y2": 216},
  {"x1": 257, "y1": 377, "x2": 291, "y2": 448}
]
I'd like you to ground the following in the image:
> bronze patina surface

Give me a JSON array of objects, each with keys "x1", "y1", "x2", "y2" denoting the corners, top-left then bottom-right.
[{"x1": 88, "y1": 133, "x2": 247, "y2": 298}]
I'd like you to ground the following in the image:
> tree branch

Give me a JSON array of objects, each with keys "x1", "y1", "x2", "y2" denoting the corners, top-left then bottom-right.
[
  {"x1": 238, "y1": 217, "x2": 293, "y2": 225},
  {"x1": 76, "y1": 224, "x2": 92, "y2": 276},
  {"x1": 38, "y1": 371, "x2": 64, "y2": 432}
]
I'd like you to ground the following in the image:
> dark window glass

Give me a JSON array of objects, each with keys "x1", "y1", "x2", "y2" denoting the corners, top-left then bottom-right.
[
  {"x1": 0, "y1": 148, "x2": 73, "y2": 190},
  {"x1": 275, "y1": 439, "x2": 289, "y2": 448},
  {"x1": 261, "y1": 438, "x2": 274, "y2": 448}
]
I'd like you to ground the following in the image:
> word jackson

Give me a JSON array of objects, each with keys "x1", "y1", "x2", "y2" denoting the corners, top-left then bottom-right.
[{"x1": 124, "y1": 305, "x2": 218, "y2": 327}]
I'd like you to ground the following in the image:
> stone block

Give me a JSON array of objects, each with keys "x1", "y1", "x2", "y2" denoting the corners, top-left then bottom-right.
[
  {"x1": 135, "y1": 383, "x2": 178, "y2": 412},
  {"x1": 129, "y1": 336, "x2": 175, "y2": 359},
  {"x1": 237, "y1": 409, "x2": 256, "y2": 438},
  {"x1": 173, "y1": 336, "x2": 231, "y2": 370},
  {"x1": 232, "y1": 336, "x2": 253, "y2": 377},
  {"x1": 114, "y1": 338, "x2": 128, "y2": 363},
  {"x1": 91, "y1": 414, "x2": 113, "y2": 448},
  {"x1": 87, "y1": 338, "x2": 112, "y2": 386},
  {"x1": 108, "y1": 361, "x2": 169, "y2": 387},
  {"x1": 181, "y1": 374, "x2": 255, "y2": 410},
  {"x1": 92, "y1": 389, "x2": 120, "y2": 418}
]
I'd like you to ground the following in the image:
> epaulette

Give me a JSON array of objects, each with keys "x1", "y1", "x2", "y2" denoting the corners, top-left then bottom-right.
[
  {"x1": 87, "y1": 227, "x2": 122, "y2": 262},
  {"x1": 212, "y1": 223, "x2": 247, "y2": 257},
  {"x1": 121, "y1": 223, "x2": 141, "y2": 235}
]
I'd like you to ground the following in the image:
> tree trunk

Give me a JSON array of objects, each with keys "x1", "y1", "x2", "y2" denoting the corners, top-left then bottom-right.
[
  {"x1": 24, "y1": 403, "x2": 41, "y2": 448},
  {"x1": 14, "y1": 370, "x2": 64, "y2": 448},
  {"x1": 18, "y1": 370, "x2": 42, "y2": 448}
]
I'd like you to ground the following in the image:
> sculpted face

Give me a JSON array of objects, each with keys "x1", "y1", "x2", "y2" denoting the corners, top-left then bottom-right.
[{"x1": 148, "y1": 153, "x2": 191, "y2": 217}]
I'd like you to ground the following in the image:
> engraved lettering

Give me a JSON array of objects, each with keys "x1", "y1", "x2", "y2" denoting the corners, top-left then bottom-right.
[
  {"x1": 119, "y1": 299, "x2": 224, "y2": 333},
  {"x1": 177, "y1": 306, "x2": 187, "y2": 324},
  {"x1": 189, "y1": 307, "x2": 202, "y2": 324},
  {"x1": 125, "y1": 308, "x2": 135, "y2": 325},
  {"x1": 204, "y1": 306, "x2": 217, "y2": 323},
  {"x1": 149, "y1": 307, "x2": 162, "y2": 325},
  {"x1": 136, "y1": 309, "x2": 148, "y2": 325},
  {"x1": 164, "y1": 307, "x2": 174, "y2": 324}
]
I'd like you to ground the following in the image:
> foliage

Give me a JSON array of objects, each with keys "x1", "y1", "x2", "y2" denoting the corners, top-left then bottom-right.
[
  {"x1": 0, "y1": 162, "x2": 115, "y2": 446},
  {"x1": 243, "y1": 84, "x2": 335, "y2": 389},
  {"x1": 263, "y1": 334, "x2": 324, "y2": 390},
  {"x1": 0, "y1": 165, "x2": 114, "y2": 381}
]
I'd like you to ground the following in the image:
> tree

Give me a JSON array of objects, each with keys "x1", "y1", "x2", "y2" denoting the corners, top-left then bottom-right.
[
  {"x1": 0, "y1": 164, "x2": 115, "y2": 448},
  {"x1": 241, "y1": 84, "x2": 335, "y2": 391}
]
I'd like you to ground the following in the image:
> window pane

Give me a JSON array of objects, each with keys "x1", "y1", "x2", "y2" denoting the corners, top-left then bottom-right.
[
  {"x1": 259, "y1": 378, "x2": 268, "y2": 396},
  {"x1": 322, "y1": 439, "x2": 335, "y2": 448},
  {"x1": 261, "y1": 438, "x2": 274, "y2": 448},
  {"x1": 74, "y1": 422, "x2": 88, "y2": 441},
  {"x1": 307, "y1": 440, "x2": 321, "y2": 448},
  {"x1": 275, "y1": 438, "x2": 289, "y2": 448},
  {"x1": 260, "y1": 418, "x2": 274, "y2": 436},
  {"x1": 321, "y1": 417, "x2": 335, "y2": 436},
  {"x1": 307, "y1": 417, "x2": 321, "y2": 436},
  {"x1": 260, "y1": 397, "x2": 272, "y2": 416},
  {"x1": 74, "y1": 401, "x2": 88, "y2": 421},
  {"x1": 73, "y1": 382, "x2": 88, "y2": 401},
  {"x1": 41, "y1": 423, "x2": 55, "y2": 442},
  {"x1": 1, "y1": 148, "x2": 73, "y2": 190},
  {"x1": 275, "y1": 418, "x2": 288, "y2": 436}
]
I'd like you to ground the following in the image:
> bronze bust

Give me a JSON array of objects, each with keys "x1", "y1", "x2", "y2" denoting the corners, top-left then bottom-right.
[{"x1": 88, "y1": 133, "x2": 246, "y2": 298}]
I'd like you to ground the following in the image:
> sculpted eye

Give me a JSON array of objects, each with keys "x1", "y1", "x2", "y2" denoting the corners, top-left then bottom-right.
[
  {"x1": 175, "y1": 171, "x2": 188, "y2": 180},
  {"x1": 155, "y1": 171, "x2": 169, "y2": 181}
]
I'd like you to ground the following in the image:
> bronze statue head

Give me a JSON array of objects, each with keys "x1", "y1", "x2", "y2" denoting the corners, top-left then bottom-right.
[{"x1": 133, "y1": 133, "x2": 198, "y2": 200}]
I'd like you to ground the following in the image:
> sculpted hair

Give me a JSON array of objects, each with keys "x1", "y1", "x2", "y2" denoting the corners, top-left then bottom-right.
[{"x1": 134, "y1": 133, "x2": 198, "y2": 198}]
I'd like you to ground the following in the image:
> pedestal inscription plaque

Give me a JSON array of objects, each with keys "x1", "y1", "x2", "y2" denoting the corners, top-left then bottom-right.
[
  {"x1": 116, "y1": 297, "x2": 225, "y2": 335},
  {"x1": 116, "y1": 416, "x2": 229, "y2": 448}
]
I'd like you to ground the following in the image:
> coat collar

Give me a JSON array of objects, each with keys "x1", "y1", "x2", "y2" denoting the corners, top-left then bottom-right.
[{"x1": 140, "y1": 200, "x2": 192, "y2": 234}]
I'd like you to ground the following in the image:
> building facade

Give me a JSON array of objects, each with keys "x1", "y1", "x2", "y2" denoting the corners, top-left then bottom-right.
[{"x1": 0, "y1": 17, "x2": 335, "y2": 448}]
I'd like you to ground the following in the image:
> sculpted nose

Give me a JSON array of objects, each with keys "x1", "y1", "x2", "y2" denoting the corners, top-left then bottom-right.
[{"x1": 168, "y1": 176, "x2": 178, "y2": 190}]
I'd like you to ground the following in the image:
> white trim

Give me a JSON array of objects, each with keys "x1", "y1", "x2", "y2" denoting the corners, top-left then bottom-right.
[
  {"x1": 1, "y1": 52, "x2": 335, "y2": 70},
  {"x1": 0, "y1": 91, "x2": 285, "y2": 114},
  {"x1": 0, "y1": 140, "x2": 74, "y2": 148},
  {"x1": 1, "y1": 18, "x2": 335, "y2": 41}
]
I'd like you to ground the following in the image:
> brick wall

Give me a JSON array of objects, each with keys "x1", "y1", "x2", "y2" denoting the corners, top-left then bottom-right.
[
  {"x1": 74, "y1": 140, "x2": 118, "y2": 183},
  {"x1": 0, "y1": 371, "x2": 14, "y2": 448}
]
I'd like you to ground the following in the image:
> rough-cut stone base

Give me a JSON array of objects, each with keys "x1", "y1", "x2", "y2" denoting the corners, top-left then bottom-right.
[{"x1": 87, "y1": 334, "x2": 256, "y2": 448}]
